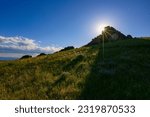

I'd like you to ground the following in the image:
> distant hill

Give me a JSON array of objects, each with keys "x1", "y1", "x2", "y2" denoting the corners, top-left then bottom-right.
[
  {"x1": 0, "y1": 38, "x2": 150, "y2": 99},
  {"x1": 86, "y1": 26, "x2": 131, "y2": 46}
]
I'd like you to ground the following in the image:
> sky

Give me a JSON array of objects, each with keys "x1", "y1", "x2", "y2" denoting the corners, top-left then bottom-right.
[{"x1": 0, "y1": 0, "x2": 150, "y2": 59}]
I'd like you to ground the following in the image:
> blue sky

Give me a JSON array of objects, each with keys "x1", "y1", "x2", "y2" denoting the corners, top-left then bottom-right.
[{"x1": 0, "y1": 0, "x2": 150, "y2": 58}]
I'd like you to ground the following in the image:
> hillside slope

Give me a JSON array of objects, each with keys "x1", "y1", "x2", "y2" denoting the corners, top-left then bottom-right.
[{"x1": 0, "y1": 39, "x2": 150, "y2": 99}]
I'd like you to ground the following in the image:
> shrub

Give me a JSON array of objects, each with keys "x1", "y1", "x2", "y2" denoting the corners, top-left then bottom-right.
[
  {"x1": 126, "y1": 35, "x2": 133, "y2": 39},
  {"x1": 60, "y1": 46, "x2": 74, "y2": 52},
  {"x1": 20, "y1": 55, "x2": 32, "y2": 59},
  {"x1": 37, "y1": 53, "x2": 46, "y2": 57}
]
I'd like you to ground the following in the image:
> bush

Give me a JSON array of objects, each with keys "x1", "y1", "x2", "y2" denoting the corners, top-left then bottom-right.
[
  {"x1": 37, "y1": 53, "x2": 46, "y2": 57},
  {"x1": 20, "y1": 55, "x2": 32, "y2": 59},
  {"x1": 126, "y1": 35, "x2": 133, "y2": 39},
  {"x1": 60, "y1": 46, "x2": 74, "y2": 52}
]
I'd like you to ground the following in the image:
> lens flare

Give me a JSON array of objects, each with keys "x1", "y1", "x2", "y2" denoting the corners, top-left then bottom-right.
[{"x1": 99, "y1": 23, "x2": 109, "y2": 33}]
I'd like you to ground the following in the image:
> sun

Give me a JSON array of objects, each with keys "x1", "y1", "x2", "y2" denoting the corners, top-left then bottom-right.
[
  {"x1": 94, "y1": 22, "x2": 111, "y2": 35},
  {"x1": 100, "y1": 24, "x2": 107, "y2": 31},
  {"x1": 99, "y1": 23, "x2": 109, "y2": 33},
  {"x1": 93, "y1": 21, "x2": 112, "y2": 35}
]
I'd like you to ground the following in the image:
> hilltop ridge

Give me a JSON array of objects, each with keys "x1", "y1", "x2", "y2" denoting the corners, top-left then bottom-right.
[{"x1": 86, "y1": 26, "x2": 132, "y2": 46}]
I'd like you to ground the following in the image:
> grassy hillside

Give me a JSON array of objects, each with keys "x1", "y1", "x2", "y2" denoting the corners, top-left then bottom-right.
[{"x1": 0, "y1": 39, "x2": 150, "y2": 99}]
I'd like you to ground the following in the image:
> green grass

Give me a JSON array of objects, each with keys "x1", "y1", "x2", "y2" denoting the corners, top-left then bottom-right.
[{"x1": 0, "y1": 39, "x2": 150, "y2": 99}]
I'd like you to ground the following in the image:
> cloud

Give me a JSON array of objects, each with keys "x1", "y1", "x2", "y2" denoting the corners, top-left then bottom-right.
[
  {"x1": 0, "y1": 36, "x2": 62, "y2": 58},
  {"x1": 0, "y1": 36, "x2": 61, "y2": 52}
]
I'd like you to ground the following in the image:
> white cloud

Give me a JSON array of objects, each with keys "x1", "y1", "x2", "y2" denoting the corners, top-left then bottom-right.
[{"x1": 0, "y1": 36, "x2": 62, "y2": 53}]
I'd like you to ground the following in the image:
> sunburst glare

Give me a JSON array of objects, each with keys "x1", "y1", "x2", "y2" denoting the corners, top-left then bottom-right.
[{"x1": 98, "y1": 23, "x2": 110, "y2": 34}]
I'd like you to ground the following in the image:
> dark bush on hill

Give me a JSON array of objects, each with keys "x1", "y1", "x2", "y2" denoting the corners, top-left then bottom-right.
[
  {"x1": 60, "y1": 46, "x2": 74, "y2": 52},
  {"x1": 127, "y1": 35, "x2": 133, "y2": 39},
  {"x1": 20, "y1": 55, "x2": 32, "y2": 59},
  {"x1": 37, "y1": 53, "x2": 46, "y2": 57}
]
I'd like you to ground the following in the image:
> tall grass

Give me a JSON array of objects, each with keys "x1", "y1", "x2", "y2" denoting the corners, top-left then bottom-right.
[{"x1": 0, "y1": 39, "x2": 150, "y2": 99}]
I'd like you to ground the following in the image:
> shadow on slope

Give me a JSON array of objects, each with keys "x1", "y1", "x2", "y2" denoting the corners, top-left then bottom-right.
[{"x1": 78, "y1": 40, "x2": 150, "y2": 99}]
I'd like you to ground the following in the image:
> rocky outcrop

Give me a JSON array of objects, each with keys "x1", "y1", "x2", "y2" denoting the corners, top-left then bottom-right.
[{"x1": 86, "y1": 26, "x2": 129, "y2": 46}]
